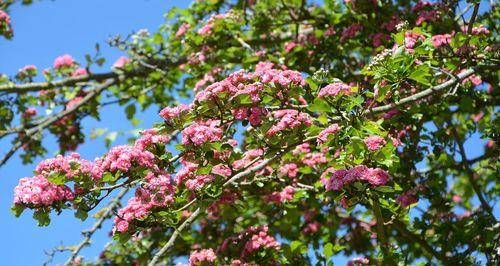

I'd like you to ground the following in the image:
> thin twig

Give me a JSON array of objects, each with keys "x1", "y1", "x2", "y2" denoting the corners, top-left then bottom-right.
[{"x1": 63, "y1": 188, "x2": 129, "y2": 266}]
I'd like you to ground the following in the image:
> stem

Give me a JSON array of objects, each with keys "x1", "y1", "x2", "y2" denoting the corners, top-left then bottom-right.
[{"x1": 371, "y1": 193, "x2": 395, "y2": 265}]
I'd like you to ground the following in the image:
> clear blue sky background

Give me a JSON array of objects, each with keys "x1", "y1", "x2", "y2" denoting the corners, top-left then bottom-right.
[{"x1": 0, "y1": 1, "x2": 495, "y2": 265}]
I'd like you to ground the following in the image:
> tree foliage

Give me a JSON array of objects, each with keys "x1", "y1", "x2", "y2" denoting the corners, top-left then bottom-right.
[{"x1": 1, "y1": 0, "x2": 499, "y2": 265}]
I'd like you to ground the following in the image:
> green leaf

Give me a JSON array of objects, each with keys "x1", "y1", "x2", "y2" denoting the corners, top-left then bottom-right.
[
  {"x1": 33, "y1": 210, "x2": 50, "y2": 227},
  {"x1": 409, "y1": 65, "x2": 431, "y2": 86},
  {"x1": 290, "y1": 240, "x2": 303, "y2": 253},
  {"x1": 375, "y1": 186, "x2": 395, "y2": 193},
  {"x1": 324, "y1": 242, "x2": 334, "y2": 259},
  {"x1": 307, "y1": 98, "x2": 331, "y2": 112},
  {"x1": 10, "y1": 205, "x2": 25, "y2": 217},
  {"x1": 125, "y1": 104, "x2": 136, "y2": 120},
  {"x1": 75, "y1": 208, "x2": 88, "y2": 221},
  {"x1": 46, "y1": 172, "x2": 67, "y2": 186}
]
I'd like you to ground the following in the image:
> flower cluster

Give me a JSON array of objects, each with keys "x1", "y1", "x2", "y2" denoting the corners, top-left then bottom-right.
[
  {"x1": 14, "y1": 175, "x2": 74, "y2": 206},
  {"x1": 114, "y1": 172, "x2": 175, "y2": 232},
  {"x1": 112, "y1": 56, "x2": 130, "y2": 69},
  {"x1": 159, "y1": 104, "x2": 191, "y2": 121},
  {"x1": 363, "y1": 135, "x2": 386, "y2": 151},
  {"x1": 431, "y1": 34, "x2": 451, "y2": 48},
  {"x1": 317, "y1": 124, "x2": 340, "y2": 144},
  {"x1": 321, "y1": 166, "x2": 390, "y2": 191},
  {"x1": 220, "y1": 226, "x2": 280, "y2": 259},
  {"x1": 35, "y1": 152, "x2": 93, "y2": 179},
  {"x1": 232, "y1": 107, "x2": 267, "y2": 126},
  {"x1": 0, "y1": 9, "x2": 13, "y2": 38},
  {"x1": 266, "y1": 186, "x2": 295, "y2": 203},
  {"x1": 318, "y1": 82, "x2": 352, "y2": 98},
  {"x1": 267, "y1": 109, "x2": 311, "y2": 136},
  {"x1": 181, "y1": 120, "x2": 223, "y2": 146},
  {"x1": 188, "y1": 248, "x2": 217, "y2": 265},
  {"x1": 53, "y1": 54, "x2": 75, "y2": 69}
]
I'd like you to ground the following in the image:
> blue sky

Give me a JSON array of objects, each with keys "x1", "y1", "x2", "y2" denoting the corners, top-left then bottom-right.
[
  {"x1": 0, "y1": 1, "x2": 495, "y2": 265},
  {"x1": 0, "y1": 0, "x2": 188, "y2": 265}
]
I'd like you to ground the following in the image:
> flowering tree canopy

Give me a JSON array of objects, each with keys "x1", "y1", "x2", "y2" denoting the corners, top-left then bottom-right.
[{"x1": 1, "y1": 0, "x2": 499, "y2": 265}]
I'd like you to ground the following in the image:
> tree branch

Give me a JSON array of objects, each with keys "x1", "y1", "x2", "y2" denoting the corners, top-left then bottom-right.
[{"x1": 63, "y1": 188, "x2": 129, "y2": 266}]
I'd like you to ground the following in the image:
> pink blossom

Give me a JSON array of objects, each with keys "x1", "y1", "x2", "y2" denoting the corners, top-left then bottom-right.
[
  {"x1": 280, "y1": 163, "x2": 298, "y2": 178},
  {"x1": 53, "y1": 54, "x2": 75, "y2": 69},
  {"x1": 324, "y1": 27, "x2": 335, "y2": 37},
  {"x1": 159, "y1": 104, "x2": 190, "y2": 121},
  {"x1": 404, "y1": 32, "x2": 425, "y2": 52},
  {"x1": 189, "y1": 248, "x2": 217, "y2": 265},
  {"x1": 371, "y1": 33, "x2": 390, "y2": 47},
  {"x1": 364, "y1": 136, "x2": 386, "y2": 151},
  {"x1": 346, "y1": 257, "x2": 369, "y2": 266},
  {"x1": 318, "y1": 82, "x2": 352, "y2": 98},
  {"x1": 113, "y1": 56, "x2": 130, "y2": 69},
  {"x1": 317, "y1": 124, "x2": 340, "y2": 144},
  {"x1": 176, "y1": 23, "x2": 190, "y2": 38},
  {"x1": 20, "y1": 65, "x2": 37, "y2": 73},
  {"x1": 461, "y1": 25, "x2": 490, "y2": 35},
  {"x1": 396, "y1": 189, "x2": 419, "y2": 207},
  {"x1": 472, "y1": 112, "x2": 484, "y2": 123},
  {"x1": 302, "y1": 153, "x2": 327, "y2": 167},
  {"x1": 416, "y1": 10, "x2": 439, "y2": 25},
  {"x1": 14, "y1": 175, "x2": 74, "y2": 206},
  {"x1": 267, "y1": 109, "x2": 311, "y2": 136},
  {"x1": 284, "y1": 41, "x2": 298, "y2": 52},
  {"x1": 322, "y1": 166, "x2": 390, "y2": 191},
  {"x1": 71, "y1": 67, "x2": 88, "y2": 77},
  {"x1": 431, "y1": 34, "x2": 451, "y2": 48},
  {"x1": 340, "y1": 24, "x2": 362, "y2": 42},
  {"x1": 181, "y1": 120, "x2": 223, "y2": 146},
  {"x1": 22, "y1": 107, "x2": 37, "y2": 119}
]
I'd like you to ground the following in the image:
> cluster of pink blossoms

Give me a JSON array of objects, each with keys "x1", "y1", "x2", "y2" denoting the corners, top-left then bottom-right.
[
  {"x1": 321, "y1": 166, "x2": 390, "y2": 191},
  {"x1": 317, "y1": 124, "x2": 340, "y2": 144},
  {"x1": 176, "y1": 23, "x2": 190, "y2": 38},
  {"x1": 220, "y1": 226, "x2": 280, "y2": 259},
  {"x1": 14, "y1": 175, "x2": 74, "y2": 206},
  {"x1": 318, "y1": 82, "x2": 352, "y2": 98},
  {"x1": 53, "y1": 54, "x2": 75, "y2": 69},
  {"x1": 175, "y1": 157, "x2": 216, "y2": 191},
  {"x1": 279, "y1": 163, "x2": 298, "y2": 178},
  {"x1": 346, "y1": 257, "x2": 370, "y2": 266},
  {"x1": 340, "y1": 23, "x2": 363, "y2": 42},
  {"x1": 232, "y1": 107, "x2": 267, "y2": 126},
  {"x1": 0, "y1": 10, "x2": 13, "y2": 38},
  {"x1": 266, "y1": 186, "x2": 295, "y2": 203},
  {"x1": 363, "y1": 135, "x2": 386, "y2": 151},
  {"x1": 181, "y1": 120, "x2": 223, "y2": 146},
  {"x1": 115, "y1": 172, "x2": 175, "y2": 232},
  {"x1": 197, "y1": 13, "x2": 231, "y2": 36},
  {"x1": 431, "y1": 34, "x2": 452, "y2": 48},
  {"x1": 267, "y1": 109, "x2": 311, "y2": 136},
  {"x1": 71, "y1": 67, "x2": 88, "y2": 77},
  {"x1": 35, "y1": 152, "x2": 93, "y2": 179},
  {"x1": 159, "y1": 103, "x2": 191, "y2": 121},
  {"x1": 404, "y1": 31, "x2": 425, "y2": 52},
  {"x1": 232, "y1": 148, "x2": 273, "y2": 176},
  {"x1": 22, "y1": 107, "x2": 37, "y2": 119},
  {"x1": 188, "y1": 248, "x2": 217, "y2": 265},
  {"x1": 195, "y1": 61, "x2": 305, "y2": 104}
]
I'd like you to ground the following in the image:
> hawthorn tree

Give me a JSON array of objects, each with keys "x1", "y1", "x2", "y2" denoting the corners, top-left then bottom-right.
[{"x1": 1, "y1": 0, "x2": 499, "y2": 265}]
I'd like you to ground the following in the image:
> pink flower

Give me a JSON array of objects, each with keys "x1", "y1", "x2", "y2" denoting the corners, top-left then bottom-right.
[
  {"x1": 280, "y1": 163, "x2": 298, "y2": 178},
  {"x1": 346, "y1": 257, "x2": 369, "y2": 266},
  {"x1": 317, "y1": 124, "x2": 340, "y2": 144},
  {"x1": 159, "y1": 104, "x2": 190, "y2": 121},
  {"x1": 324, "y1": 27, "x2": 335, "y2": 37},
  {"x1": 431, "y1": 34, "x2": 451, "y2": 48},
  {"x1": 404, "y1": 32, "x2": 425, "y2": 52},
  {"x1": 318, "y1": 82, "x2": 352, "y2": 98},
  {"x1": 364, "y1": 136, "x2": 386, "y2": 151},
  {"x1": 71, "y1": 67, "x2": 88, "y2": 77},
  {"x1": 53, "y1": 54, "x2": 75, "y2": 69},
  {"x1": 181, "y1": 120, "x2": 223, "y2": 146},
  {"x1": 267, "y1": 109, "x2": 311, "y2": 136},
  {"x1": 284, "y1": 41, "x2": 298, "y2": 53},
  {"x1": 176, "y1": 23, "x2": 190, "y2": 38},
  {"x1": 14, "y1": 175, "x2": 74, "y2": 206},
  {"x1": 113, "y1": 56, "x2": 130, "y2": 69},
  {"x1": 189, "y1": 248, "x2": 217, "y2": 265},
  {"x1": 371, "y1": 33, "x2": 390, "y2": 47},
  {"x1": 416, "y1": 10, "x2": 439, "y2": 25},
  {"x1": 322, "y1": 166, "x2": 390, "y2": 191},
  {"x1": 396, "y1": 189, "x2": 419, "y2": 207},
  {"x1": 22, "y1": 108, "x2": 37, "y2": 119},
  {"x1": 340, "y1": 24, "x2": 362, "y2": 42},
  {"x1": 20, "y1": 65, "x2": 37, "y2": 73}
]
